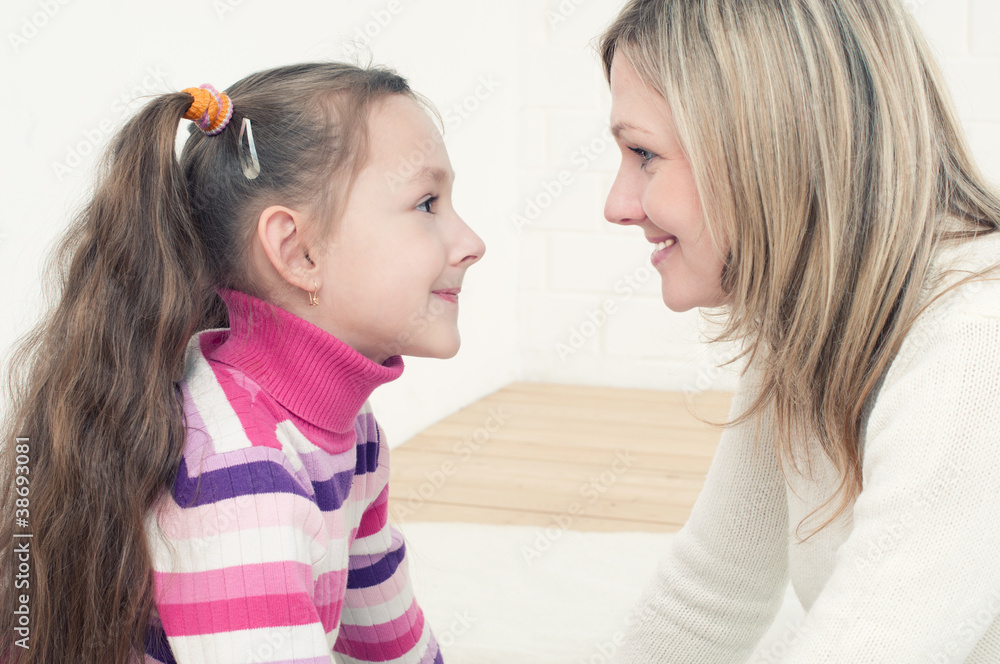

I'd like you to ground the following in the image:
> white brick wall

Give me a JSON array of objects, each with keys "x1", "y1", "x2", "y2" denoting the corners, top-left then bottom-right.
[
  {"x1": 516, "y1": 0, "x2": 1000, "y2": 393},
  {"x1": 2, "y1": 0, "x2": 998, "y2": 444},
  {"x1": 970, "y1": 0, "x2": 1000, "y2": 57}
]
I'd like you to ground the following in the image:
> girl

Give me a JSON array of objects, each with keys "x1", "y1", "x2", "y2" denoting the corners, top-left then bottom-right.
[
  {"x1": 599, "y1": 0, "x2": 1000, "y2": 661},
  {"x1": 0, "y1": 62, "x2": 483, "y2": 664}
]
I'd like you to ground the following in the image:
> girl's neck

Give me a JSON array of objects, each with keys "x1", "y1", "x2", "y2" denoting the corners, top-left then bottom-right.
[{"x1": 204, "y1": 289, "x2": 404, "y2": 434}]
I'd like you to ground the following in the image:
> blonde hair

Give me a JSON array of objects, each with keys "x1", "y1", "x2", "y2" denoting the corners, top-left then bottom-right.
[{"x1": 599, "y1": 0, "x2": 1000, "y2": 535}]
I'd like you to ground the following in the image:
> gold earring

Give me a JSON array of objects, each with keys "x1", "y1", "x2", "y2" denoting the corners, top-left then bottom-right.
[{"x1": 308, "y1": 282, "x2": 319, "y2": 307}]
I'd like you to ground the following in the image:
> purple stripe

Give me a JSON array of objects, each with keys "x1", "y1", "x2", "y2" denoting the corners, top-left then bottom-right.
[
  {"x1": 295, "y1": 446, "x2": 357, "y2": 483},
  {"x1": 355, "y1": 411, "x2": 378, "y2": 441},
  {"x1": 346, "y1": 541, "x2": 406, "y2": 589},
  {"x1": 313, "y1": 468, "x2": 355, "y2": 511},
  {"x1": 179, "y1": 383, "x2": 217, "y2": 462},
  {"x1": 172, "y1": 451, "x2": 357, "y2": 511},
  {"x1": 421, "y1": 636, "x2": 443, "y2": 664},
  {"x1": 171, "y1": 454, "x2": 311, "y2": 508},
  {"x1": 355, "y1": 439, "x2": 380, "y2": 475},
  {"x1": 144, "y1": 618, "x2": 176, "y2": 663}
]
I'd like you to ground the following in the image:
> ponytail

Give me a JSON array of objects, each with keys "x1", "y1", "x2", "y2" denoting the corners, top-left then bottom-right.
[{"x1": 0, "y1": 92, "x2": 219, "y2": 663}]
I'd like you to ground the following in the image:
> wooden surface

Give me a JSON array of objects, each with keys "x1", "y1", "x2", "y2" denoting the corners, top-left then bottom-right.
[{"x1": 388, "y1": 382, "x2": 733, "y2": 533}]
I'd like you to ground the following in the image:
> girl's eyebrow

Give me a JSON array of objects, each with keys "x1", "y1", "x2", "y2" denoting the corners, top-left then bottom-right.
[{"x1": 409, "y1": 166, "x2": 455, "y2": 185}]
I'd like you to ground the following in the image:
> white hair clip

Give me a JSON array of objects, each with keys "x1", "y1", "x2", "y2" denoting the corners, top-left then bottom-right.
[{"x1": 238, "y1": 117, "x2": 261, "y2": 180}]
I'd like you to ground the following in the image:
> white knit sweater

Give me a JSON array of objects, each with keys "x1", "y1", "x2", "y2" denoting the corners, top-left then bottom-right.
[{"x1": 615, "y1": 231, "x2": 1000, "y2": 663}]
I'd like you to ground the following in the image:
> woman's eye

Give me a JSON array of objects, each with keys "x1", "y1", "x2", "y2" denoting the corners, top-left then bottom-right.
[
  {"x1": 417, "y1": 196, "x2": 438, "y2": 213},
  {"x1": 629, "y1": 146, "x2": 655, "y2": 168}
]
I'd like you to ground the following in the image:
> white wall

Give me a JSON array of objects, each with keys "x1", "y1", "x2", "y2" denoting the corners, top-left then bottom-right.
[{"x1": 1, "y1": 0, "x2": 998, "y2": 447}]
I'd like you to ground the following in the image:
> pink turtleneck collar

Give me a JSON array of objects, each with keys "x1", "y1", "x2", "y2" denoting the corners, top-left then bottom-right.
[{"x1": 204, "y1": 289, "x2": 404, "y2": 434}]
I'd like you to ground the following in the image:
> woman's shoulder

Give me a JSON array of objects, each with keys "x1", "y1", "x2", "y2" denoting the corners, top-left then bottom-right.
[
  {"x1": 872, "y1": 232, "x2": 1000, "y2": 412},
  {"x1": 921, "y1": 229, "x2": 1000, "y2": 320}
]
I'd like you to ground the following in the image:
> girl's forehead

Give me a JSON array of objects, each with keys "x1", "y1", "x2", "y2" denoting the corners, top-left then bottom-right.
[
  {"x1": 352, "y1": 98, "x2": 452, "y2": 193},
  {"x1": 366, "y1": 98, "x2": 450, "y2": 170}
]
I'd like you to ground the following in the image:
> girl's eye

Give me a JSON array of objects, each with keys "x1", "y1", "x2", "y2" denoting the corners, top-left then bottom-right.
[
  {"x1": 417, "y1": 196, "x2": 439, "y2": 214},
  {"x1": 629, "y1": 146, "x2": 655, "y2": 169}
]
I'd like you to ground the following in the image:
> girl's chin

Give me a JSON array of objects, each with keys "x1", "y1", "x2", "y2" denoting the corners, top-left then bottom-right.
[{"x1": 404, "y1": 333, "x2": 462, "y2": 360}]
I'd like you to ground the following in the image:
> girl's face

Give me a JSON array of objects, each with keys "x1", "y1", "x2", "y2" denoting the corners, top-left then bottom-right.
[
  {"x1": 604, "y1": 53, "x2": 728, "y2": 312},
  {"x1": 311, "y1": 96, "x2": 485, "y2": 364}
]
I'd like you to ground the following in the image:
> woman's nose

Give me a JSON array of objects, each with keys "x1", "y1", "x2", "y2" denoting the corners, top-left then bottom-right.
[{"x1": 604, "y1": 166, "x2": 645, "y2": 226}]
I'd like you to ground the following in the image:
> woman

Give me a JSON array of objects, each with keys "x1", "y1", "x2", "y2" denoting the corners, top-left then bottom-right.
[{"x1": 599, "y1": 0, "x2": 1000, "y2": 661}]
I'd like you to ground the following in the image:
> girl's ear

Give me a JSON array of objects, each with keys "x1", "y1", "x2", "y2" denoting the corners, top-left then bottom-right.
[{"x1": 256, "y1": 205, "x2": 319, "y2": 292}]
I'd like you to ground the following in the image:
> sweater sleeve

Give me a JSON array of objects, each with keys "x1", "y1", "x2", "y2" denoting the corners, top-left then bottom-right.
[
  {"x1": 614, "y1": 368, "x2": 790, "y2": 664},
  {"x1": 147, "y1": 445, "x2": 338, "y2": 664},
  {"x1": 333, "y1": 416, "x2": 442, "y2": 664},
  {"x1": 775, "y1": 308, "x2": 1000, "y2": 662}
]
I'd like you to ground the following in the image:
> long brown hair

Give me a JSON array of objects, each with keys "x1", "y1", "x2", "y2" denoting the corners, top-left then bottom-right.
[
  {"x1": 599, "y1": 0, "x2": 1000, "y2": 535},
  {"x1": 0, "y1": 62, "x2": 424, "y2": 663}
]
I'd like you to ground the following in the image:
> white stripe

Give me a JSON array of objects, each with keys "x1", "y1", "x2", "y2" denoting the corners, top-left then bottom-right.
[
  {"x1": 341, "y1": 584, "x2": 416, "y2": 626},
  {"x1": 349, "y1": 527, "x2": 395, "y2": 556},
  {"x1": 275, "y1": 419, "x2": 322, "y2": 473},
  {"x1": 168, "y1": 623, "x2": 337, "y2": 664},
  {"x1": 148, "y1": 518, "x2": 339, "y2": 574},
  {"x1": 184, "y1": 336, "x2": 253, "y2": 454}
]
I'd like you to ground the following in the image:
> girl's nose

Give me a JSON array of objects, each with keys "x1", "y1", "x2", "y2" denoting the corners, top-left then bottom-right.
[{"x1": 455, "y1": 218, "x2": 486, "y2": 267}]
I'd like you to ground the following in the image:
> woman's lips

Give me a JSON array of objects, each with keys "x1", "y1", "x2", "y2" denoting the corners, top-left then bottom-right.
[{"x1": 649, "y1": 236, "x2": 677, "y2": 266}]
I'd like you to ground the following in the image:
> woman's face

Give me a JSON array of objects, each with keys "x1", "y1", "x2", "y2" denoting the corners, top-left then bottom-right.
[{"x1": 604, "y1": 53, "x2": 729, "y2": 312}]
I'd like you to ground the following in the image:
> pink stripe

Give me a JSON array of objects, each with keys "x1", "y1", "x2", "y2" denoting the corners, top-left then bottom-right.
[
  {"x1": 341, "y1": 598, "x2": 422, "y2": 643},
  {"x1": 358, "y1": 487, "x2": 389, "y2": 538},
  {"x1": 291, "y1": 417, "x2": 358, "y2": 454},
  {"x1": 343, "y1": 569, "x2": 408, "y2": 609},
  {"x1": 153, "y1": 491, "x2": 340, "y2": 541},
  {"x1": 312, "y1": 568, "x2": 349, "y2": 619},
  {"x1": 245, "y1": 659, "x2": 334, "y2": 664},
  {"x1": 155, "y1": 560, "x2": 313, "y2": 604},
  {"x1": 316, "y1": 597, "x2": 344, "y2": 632},
  {"x1": 335, "y1": 602, "x2": 425, "y2": 660},
  {"x1": 205, "y1": 348, "x2": 282, "y2": 450},
  {"x1": 158, "y1": 591, "x2": 318, "y2": 636}
]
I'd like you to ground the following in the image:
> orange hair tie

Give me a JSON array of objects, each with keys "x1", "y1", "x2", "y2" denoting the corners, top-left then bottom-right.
[{"x1": 182, "y1": 84, "x2": 233, "y2": 135}]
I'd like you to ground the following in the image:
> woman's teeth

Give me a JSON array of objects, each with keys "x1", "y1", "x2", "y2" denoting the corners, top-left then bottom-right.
[{"x1": 655, "y1": 238, "x2": 676, "y2": 251}]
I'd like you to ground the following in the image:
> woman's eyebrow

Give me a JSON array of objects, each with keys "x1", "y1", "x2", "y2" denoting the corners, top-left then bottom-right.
[{"x1": 611, "y1": 122, "x2": 651, "y2": 140}]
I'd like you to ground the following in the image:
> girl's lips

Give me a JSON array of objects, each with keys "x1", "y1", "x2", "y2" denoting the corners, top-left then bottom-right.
[{"x1": 432, "y1": 288, "x2": 460, "y2": 304}]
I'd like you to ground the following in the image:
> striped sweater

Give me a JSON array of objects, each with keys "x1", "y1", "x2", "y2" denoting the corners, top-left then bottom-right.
[{"x1": 143, "y1": 290, "x2": 441, "y2": 664}]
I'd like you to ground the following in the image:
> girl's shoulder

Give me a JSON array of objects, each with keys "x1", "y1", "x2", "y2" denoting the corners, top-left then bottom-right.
[{"x1": 176, "y1": 330, "x2": 381, "y2": 488}]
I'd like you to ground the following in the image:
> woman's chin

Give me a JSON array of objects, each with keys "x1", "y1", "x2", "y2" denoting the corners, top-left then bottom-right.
[
  {"x1": 660, "y1": 287, "x2": 697, "y2": 313},
  {"x1": 661, "y1": 281, "x2": 728, "y2": 312}
]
